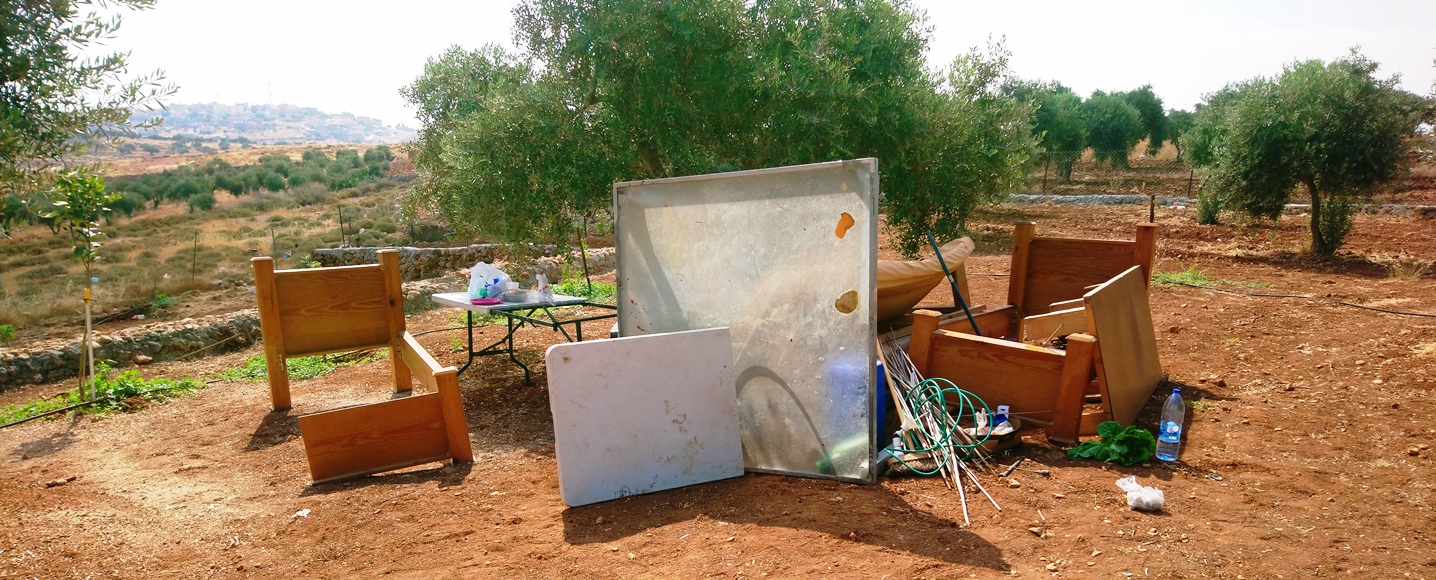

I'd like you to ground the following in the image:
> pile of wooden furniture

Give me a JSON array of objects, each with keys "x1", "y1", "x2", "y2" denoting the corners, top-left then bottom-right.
[
  {"x1": 252, "y1": 249, "x2": 473, "y2": 483},
  {"x1": 905, "y1": 222, "x2": 1162, "y2": 443}
]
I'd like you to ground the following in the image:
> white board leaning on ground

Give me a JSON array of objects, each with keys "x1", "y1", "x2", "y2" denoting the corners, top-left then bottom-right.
[{"x1": 545, "y1": 327, "x2": 742, "y2": 507}]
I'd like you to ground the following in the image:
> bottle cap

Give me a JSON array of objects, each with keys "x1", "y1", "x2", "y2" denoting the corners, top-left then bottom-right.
[{"x1": 1172, "y1": 388, "x2": 1181, "y2": 394}]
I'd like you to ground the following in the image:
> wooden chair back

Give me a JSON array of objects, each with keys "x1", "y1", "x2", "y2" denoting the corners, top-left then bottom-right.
[
  {"x1": 1006, "y1": 222, "x2": 1157, "y2": 319},
  {"x1": 252, "y1": 251, "x2": 407, "y2": 411},
  {"x1": 250, "y1": 250, "x2": 474, "y2": 483}
]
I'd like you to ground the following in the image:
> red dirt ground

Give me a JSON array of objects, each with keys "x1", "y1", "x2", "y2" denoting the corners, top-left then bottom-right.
[{"x1": 2, "y1": 204, "x2": 1434, "y2": 579}]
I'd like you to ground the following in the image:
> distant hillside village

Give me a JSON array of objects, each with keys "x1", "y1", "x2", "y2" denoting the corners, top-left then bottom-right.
[{"x1": 135, "y1": 102, "x2": 416, "y2": 145}]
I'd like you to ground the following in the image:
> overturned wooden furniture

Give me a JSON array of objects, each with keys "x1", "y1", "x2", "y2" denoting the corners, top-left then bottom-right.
[
  {"x1": 906, "y1": 223, "x2": 1162, "y2": 443},
  {"x1": 251, "y1": 250, "x2": 473, "y2": 483}
]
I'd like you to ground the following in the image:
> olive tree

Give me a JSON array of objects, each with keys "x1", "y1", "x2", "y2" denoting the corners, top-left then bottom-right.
[
  {"x1": 1, "y1": 0, "x2": 173, "y2": 211},
  {"x1": 1003, "y1": 79, "x2": 1086, "y2": 180},
  {"x1": 1183, "y1": 50, "x2": 1422, "y2": 254},
  {"x1": 403, "y1": 0, "x2": 1037, "y2": 256},
  {"x1": 1119, "y1": 85, "x2": 1167, "y2": 156},
  {"x1": 1080, "y1": 92, "x2": 1144, "y2": 169}
]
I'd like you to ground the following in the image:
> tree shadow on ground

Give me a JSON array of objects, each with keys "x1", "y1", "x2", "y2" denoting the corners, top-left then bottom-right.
[
  {"x1": 9, "y1": 414, "x2": 83, "y2": 460},
  {"x1": 559, "y1": 473, "x2": 1011, "y2": 571}
]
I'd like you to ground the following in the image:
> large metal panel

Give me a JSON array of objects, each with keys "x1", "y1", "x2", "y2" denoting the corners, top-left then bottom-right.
[{"x1": 614, "y1": 159, "x2": 878, "y2": 483}]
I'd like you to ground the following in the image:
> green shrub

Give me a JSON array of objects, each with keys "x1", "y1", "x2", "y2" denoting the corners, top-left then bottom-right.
[
  {"x1": 0, "y1": 324, "x2": 15, "y2": 345},
  {"x1": 187, "y1": 191, "x2": 217, "y2": 212},
  {"x1": 0, "y1": 364, "x2": 205, "y2": 425},
  {"x1": 1196, "y1": 192, "x2": 1222, "y2": 225},
  {"x1": 214, "y1": 351, "x2": 383, "y2": 383}
]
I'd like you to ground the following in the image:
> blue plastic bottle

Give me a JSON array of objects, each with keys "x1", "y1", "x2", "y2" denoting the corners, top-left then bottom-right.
[{"x1": 1156, "y1": 388, "x2": 1184, "y2": 461}]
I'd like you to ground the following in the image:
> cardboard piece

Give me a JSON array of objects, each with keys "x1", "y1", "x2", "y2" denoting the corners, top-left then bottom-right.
[{"x1": 545, "y1": 328, "x2": 742, "y2": 506}]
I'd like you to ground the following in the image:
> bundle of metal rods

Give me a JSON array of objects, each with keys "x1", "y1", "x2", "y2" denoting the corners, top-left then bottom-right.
[{"x1": 877, "y1": 335, "x2": 1001, "y2": 526}]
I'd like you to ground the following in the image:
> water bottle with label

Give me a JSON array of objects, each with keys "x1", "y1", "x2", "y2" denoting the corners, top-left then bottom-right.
[{"x1": 1156, "y1": 388, "x2": 1184, "y2": 461}]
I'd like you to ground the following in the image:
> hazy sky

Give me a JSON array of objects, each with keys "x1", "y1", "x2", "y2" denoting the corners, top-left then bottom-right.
[{"x1": 99, "y1": 0, "x2": 1436, "y2": 128}]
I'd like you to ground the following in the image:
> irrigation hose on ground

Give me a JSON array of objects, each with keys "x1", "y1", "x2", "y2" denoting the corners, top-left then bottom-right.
[
  {"x1": 965, "y1": 272, "x2": 1436, "y2": 318},
  {"x1": 885, "y1": 377, "x2": 993, "y2": 476}
]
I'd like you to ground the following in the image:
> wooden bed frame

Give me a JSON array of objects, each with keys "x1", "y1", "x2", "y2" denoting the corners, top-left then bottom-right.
[
  {"x1": 906, "y1": 223, "x2": 1162, "y2": 443},
  {"x1": 252, "y1": 250, "x2": 473, "y2": 483}
]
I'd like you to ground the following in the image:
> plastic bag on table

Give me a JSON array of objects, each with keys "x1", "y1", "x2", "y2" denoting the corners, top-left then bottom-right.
[
  {"x1": 467, "y1": 262, "x2": 513, "y2": 301},
  {"x1": 535, "y1": 273, "x2": 554, "y2": 304},
  {"x1": 1115, "y1": 476, "x2": 1164, "y2": 511}
]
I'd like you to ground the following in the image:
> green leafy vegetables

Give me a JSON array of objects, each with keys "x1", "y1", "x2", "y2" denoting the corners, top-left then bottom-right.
[{"x1": 1067, "y1": 421, "x2": 1157, "y2": 466}]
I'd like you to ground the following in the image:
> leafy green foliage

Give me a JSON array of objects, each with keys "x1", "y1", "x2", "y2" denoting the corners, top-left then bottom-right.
[
  {"x1": 0, "y1": 323, "x2": 15, "y2": 344},
  {"x1": 1195, "y1": 190, "x2": 1222, "y2": 225},
  {"x1": 1152, "y1": 266, "x2": 1270, "y2": 288},
  {"x1": 0, "y1": 363, "x2": 204, "y2": 425},
  {"x1": 1165, "y1": 109, "x2": 1194, "y2": 161},
  {"x1": 214, "y1": 351, "x2": 384, "y2": 383},
  {"x1": 554, "y1": 279, "x2": 616, "y2": 303},
  {"x1": 1080, "y1": 92, "x2": 1144, "y2": 169},
  {"x1": 1003, "y1": 80, "x2": 1085, "y2": 180},
  {"x1": 1067, "y1": 421, "x2": 1156, "y2": 466},
  {"x1": 0, "y1": 0, "x2": 174, "y2": 206},
  {"x1": 403, "y1": 1, "x2": 1037, "y2": 257},
  {"x1": 1183, "y1": 50, "x2": 1423, "y2": 255},
  {"x1": 1118, "y1": 85, "x2": 1167, "y2": 156}
]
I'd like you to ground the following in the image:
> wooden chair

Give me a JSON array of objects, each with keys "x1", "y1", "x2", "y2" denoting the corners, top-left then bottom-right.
[
  {"x1": 251, "y1": 250, "x2": 473, "y2": 483},
  {"x1": 906, "y1": 223, "x2": 1162, "y2": 443}
]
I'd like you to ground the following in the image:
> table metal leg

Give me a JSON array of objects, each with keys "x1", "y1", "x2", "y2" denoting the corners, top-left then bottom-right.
[
  {"x1": 457, "y1": 310, "x2": 476, "y2": 375},
  {"x1": 506, "y1": 311, "x2": 532, "y2": 385}
]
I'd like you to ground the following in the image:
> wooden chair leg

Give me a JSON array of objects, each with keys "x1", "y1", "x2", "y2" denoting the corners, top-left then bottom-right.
[{"x1": 1049, "y1": 333, "x2": 1096, "y2": 443}]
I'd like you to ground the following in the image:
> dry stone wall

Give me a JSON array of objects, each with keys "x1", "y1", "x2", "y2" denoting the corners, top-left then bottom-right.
[
  {"x1": 311, "y1": 245, "x2": 616, "y2": 284},
  {"x1": 0, "y1": 311, "x2": 261, "y2": 389}
]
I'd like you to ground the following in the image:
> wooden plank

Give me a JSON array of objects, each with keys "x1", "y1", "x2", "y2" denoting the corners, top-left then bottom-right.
[
  {"x1": 250, "y1": 257, "x2": 291, "y2": 411},
  {"x1": 274, "y1": 265, "x2": 392, "y2": 356},
  {"x1": 908, "y1": 310, "x2": 942, "y2": 377},
  {"x1": 1134, "y1": 224, "x2": 1158, "y2": 285},
  {"x1": 1079, "y1": 408, "x2": 1111, "y2": 436},
  {"x1": 298, "y1": 393, "x2": 452, "y2": 483},
  {"x1": 1083, "y1": 266, "x2": 1163, "y2": 427},
  {"x1": 1022, "y1": 237, "x2": 1137, "y2": 316},
  {"x1": 378, "y1": 250, "x2": 411, "y2": 392},
  {"x1": 934, "y1": 305, "x2": 1014, "y2": 339},
  {"x1": 436, "y1": 371, "x2": 473, "y2": 463},
  {"x1": 1048, "y1": 333, "x2": 1096, "y2": 443},
  {"x1": 1019, "y1": 307, "x2": 1088, "y2": 342},
  {"x1": 1049, "y1": 298, "x2": 1084, "y2": 311},
  {"x1": 1006, "y1": 222, "x2": 1036, "y2": 317},
  {"x1": 398, "y1": 332, "x2": 448, "y2": 391},
  {"x1": 920, "y1": 331, "x2": 1066, "y2": 422}
]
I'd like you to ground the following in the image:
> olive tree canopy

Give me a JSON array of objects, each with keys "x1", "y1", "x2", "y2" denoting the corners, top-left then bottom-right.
[
  {"x1": 1183, "y1": 50, "x2": 1424, "y2": 254},
  {"x1": 402, "y1": 0, "x2": 1037, "y2": 256}
]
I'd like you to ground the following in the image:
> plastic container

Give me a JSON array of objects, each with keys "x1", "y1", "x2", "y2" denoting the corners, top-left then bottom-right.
[{"x1": 1156, "y1": 388, "x2": 1184, "y2": 461}]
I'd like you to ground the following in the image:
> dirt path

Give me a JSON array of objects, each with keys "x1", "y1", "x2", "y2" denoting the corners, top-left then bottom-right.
[{"x1": 2, "y1": 205, "x2": 1434, "y2": 578}]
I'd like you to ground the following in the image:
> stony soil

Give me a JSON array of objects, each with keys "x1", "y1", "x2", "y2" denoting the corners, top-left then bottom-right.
[{"x1": 2, "y1": 204, "x2": 1434, "y2": 579}]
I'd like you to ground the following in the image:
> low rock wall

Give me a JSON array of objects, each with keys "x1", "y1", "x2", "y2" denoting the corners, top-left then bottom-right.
[
  {"x1": 0, "y1": 311, "x2": 261, "y2": 389},
  {"x1": 311, "y1": 245, "x2": 616, "y2": 284}
]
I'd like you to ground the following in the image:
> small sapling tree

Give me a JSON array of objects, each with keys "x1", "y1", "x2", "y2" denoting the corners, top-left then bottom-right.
[{"x1": 40, "y1": 168, "x2": 118, "y2": 400}]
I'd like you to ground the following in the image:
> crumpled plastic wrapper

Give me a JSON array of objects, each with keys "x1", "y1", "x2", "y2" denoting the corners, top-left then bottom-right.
[{"x1": 1115, "y1": 476, "x2": 1164, "y2": 511}]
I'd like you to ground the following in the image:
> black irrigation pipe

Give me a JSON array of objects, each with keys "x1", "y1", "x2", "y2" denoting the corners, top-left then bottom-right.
[
  {"x1": 948, "y1": 271, "x2": 1435, "y2": 317},
  {"x1": 0, "y1": 380, "x2": 218, "y2": 430},
  {"x1": 1169, "y1": 282, "x2": 1436, "y2": 318}
]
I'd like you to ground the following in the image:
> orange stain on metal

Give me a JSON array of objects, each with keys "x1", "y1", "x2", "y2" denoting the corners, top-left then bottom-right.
[
  {"x1": 835, "y1": 212, "x2": 855, "y2": 239},
  {"x1": 834, "y1": 290, "x2": 859, "y2": 314}
]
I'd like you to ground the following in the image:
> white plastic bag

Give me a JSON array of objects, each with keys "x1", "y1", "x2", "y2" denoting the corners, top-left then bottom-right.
[
  {"x1": 1115, "y1": 476, "x2": 1164, "y2": 511},
  {"x1": 468, "y1": 262, "x2": 512, "y2": 300},
  {"x1": 535, "y1": 272, "x2": 554, "y2": 304}
]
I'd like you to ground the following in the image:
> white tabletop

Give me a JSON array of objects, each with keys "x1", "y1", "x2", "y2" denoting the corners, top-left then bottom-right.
[{"x1": 430, "y1": 291, "x2": 589, "y2": 314}]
